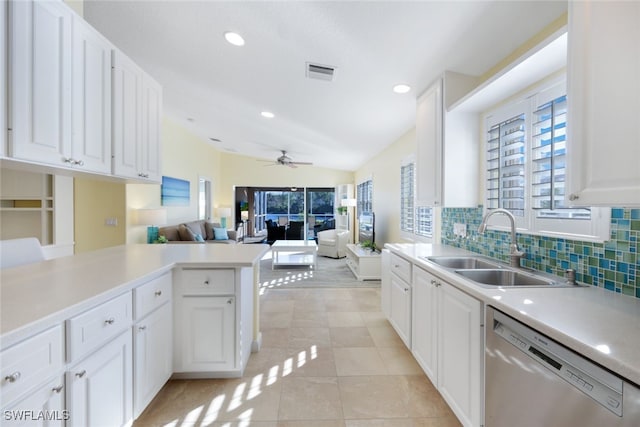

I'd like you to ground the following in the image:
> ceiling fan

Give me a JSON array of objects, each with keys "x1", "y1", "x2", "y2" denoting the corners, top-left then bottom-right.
[{"x1": 260, "y1": 150, "x2": 313, "y2": 168}]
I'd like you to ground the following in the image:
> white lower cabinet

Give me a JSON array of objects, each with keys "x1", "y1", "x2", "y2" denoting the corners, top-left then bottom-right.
[
  {"x1": 411, "y1": 267, "x2": 439, "y2": 384},
  {"x1": 408, "y1": 266, "x2": 483, "y2": 427},
  {"x1": 2, "y1": 376, "x2": 66, "y2": 426},
  {"x1": 173, "y1": 267, "x2": 253, "y2": 377},
  {"x1": 66, "y1": 329, "x2": 133, "y2": 427},
  {"x1": 133, "y1": 302, "x2": 172, "y2": 418},
  {"x1": 437, "y1": 281, "x2": 483, "y2": 427},
  {"x1": 388, "y1": 253, "x2": 413, "y2": 348},
  {"x1": 179, "y1": 296, "x2": 235, "y2": 372}
]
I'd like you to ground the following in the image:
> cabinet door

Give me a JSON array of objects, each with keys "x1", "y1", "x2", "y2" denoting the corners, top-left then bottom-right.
[
  {"x1": 9, "y1": 0, "x2": 72, "y2": 165},
  {"x1": 112, "y1": 50, "x2": 142, "y2": 179},
  {"x1": 2, "y1": 376, "x2": 66, "y2": 427},
  {"x1": 416, "y1": 79, "x2": 443, "y2": 206},
  {"x1": 437, "y1": 283, "x2": 482, "y2": 427},
  {"x1": 67, "y1": 330, "x2": 133, "y2": 427},
  {"x1": 71, "y1": 16, "x2": 112, "y2": 173},
  {"x1": 411, "y1": 267, "x2": 438, "y2": 385},
  {"x1": 179, "y1": 296, "x2": 235, "y2": 372},
  {"x1": 389, "y1": 274, "x2": 411, "y2": 348},
  {"x1": 134, "y1": 302, "x2": 172, "y2": 418},
  {"x1": 140, "y1": 75, "x2": 162, "y2": 182},
  {"x1": 566, "y1": 1, "x2": 640, "y2": 206},
  {"x1": 380, "y1": 249, "x2": 391, "y2": 318}
]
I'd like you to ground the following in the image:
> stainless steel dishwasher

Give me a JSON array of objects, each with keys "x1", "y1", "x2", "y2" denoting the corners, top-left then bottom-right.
[{"x1": 485, "y1": 307, "x2": 640, "y2": 426}]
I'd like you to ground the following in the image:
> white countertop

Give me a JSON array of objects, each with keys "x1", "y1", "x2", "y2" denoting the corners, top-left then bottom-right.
[
  {"x1": 385, "y1": 243, "x2": 640, "y2": 387},
  {"x1": 0, "y1": 244, "x2": 270, "y2": 348}
]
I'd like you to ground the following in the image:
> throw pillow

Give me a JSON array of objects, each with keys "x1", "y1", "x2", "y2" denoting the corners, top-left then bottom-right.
[
  {"x1": 214, "y1": 227, "x2": 229, "y2": 240},
  {"x1": 178, "y1": 224, "x2": 197, "y2": 241},
  {"x1": 194, "y1": 233, "x2": 205, "y2": 242}
]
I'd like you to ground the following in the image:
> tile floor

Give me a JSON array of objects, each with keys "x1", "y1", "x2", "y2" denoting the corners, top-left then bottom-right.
[{"x1": 134, "y1": 287, "x2": 461, "y2": 427}]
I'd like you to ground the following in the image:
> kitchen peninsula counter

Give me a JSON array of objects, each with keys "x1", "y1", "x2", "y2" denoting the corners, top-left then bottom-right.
[{"x1": 0, "y1": 244, "x2": 270, "y2": 349}]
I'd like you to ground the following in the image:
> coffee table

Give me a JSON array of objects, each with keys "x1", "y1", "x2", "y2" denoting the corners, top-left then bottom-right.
[{"x1": 271, "y1": 240, "x2": 318, "y2": 270}]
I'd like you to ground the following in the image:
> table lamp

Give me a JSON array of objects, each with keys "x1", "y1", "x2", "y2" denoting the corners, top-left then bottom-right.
[
  {"x1": 136, "y1": 208, "x2": 167, "y2": 243},
  {"x1": 216, "y1": 207, "x2": 232, "y2": 229}
]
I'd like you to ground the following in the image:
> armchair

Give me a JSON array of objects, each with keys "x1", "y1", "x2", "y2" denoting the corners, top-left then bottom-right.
[{"x1": 317, "y1": 229, "x2": 350, "y2": 259}]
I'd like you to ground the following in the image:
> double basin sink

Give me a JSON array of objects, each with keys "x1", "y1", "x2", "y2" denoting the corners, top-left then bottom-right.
[{"x1": 422, "y1": 256, "x2": 576, "y2": 288}]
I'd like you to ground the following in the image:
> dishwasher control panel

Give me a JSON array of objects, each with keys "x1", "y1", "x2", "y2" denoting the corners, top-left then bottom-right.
[{"x1": 493, "y1": 312, "x2": 624, "y2": 416}]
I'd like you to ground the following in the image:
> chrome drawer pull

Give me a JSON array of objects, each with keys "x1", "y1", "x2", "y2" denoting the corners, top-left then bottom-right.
[
  {"x1": 138, "y1": 325, "x2": 147, "y2": 331},
  {"x1": 4, "y1": 372, "x2": 21, "y2": 383},
  {"x1": 104, "y1": 318, "x2": 115, "y2": 325},
  {"x1": 75, "y1": 370, "x2": 86, "y2": 378},
  {"x1": 52, "y1": 385, "x2": 64, "y2": 394},
  {"x1": 227, "y1": 298, "x2": 233, "y2": 304},
  {"x1": 154, "y1": 290, "x2": 162, "y2": 296},
  {"x1": 204, "y1": 280, "x2": 210, "y2": 285}
]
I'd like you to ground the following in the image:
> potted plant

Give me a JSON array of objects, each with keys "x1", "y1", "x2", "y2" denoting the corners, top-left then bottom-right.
[
  {"x1": 360, "y1": 239, "x2": 377, "y2": 252},
  {"x1": 337, "y1": 206, "x2": 348, "y2": 215}
]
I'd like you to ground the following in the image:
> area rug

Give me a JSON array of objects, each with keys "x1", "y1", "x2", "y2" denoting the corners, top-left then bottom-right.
[{"x1": 258, "y1": 252, "x2": 380, "y2": 289}]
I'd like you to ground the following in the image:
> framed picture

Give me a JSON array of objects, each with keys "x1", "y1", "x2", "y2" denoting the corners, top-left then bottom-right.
[{"x1": 161, "y1": 176, "x2": 190, "y2": 206}]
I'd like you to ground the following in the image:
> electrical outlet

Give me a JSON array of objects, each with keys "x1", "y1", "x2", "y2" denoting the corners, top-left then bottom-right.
[
  {"x1": 105, "y1": 217, "x2": 118, "y2": 227},
  {"x1": 453, "y1": 223, "x2": 467, "y2": 238}
]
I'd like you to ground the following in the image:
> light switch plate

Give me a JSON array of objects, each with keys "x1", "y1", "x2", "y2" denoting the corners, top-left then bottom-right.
[{"x1": 453, "y1": 223, "x2": 467, "y2": 238}]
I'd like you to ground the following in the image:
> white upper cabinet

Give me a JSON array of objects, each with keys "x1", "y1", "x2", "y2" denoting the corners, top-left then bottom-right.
[
  {"x1": 112, "y1": 50, "x2": 162, "y2": 183},
  {"x1": 416, "y1": 72, "x2": 479, "y2": 207},
  {"x1": 9, "y1": 0, "x2": 73, "y2": 165},
  {"x1": 8, "y1": 0, "x2": 161, "y2": 181},
  {"x1": 71, "y1": 15, "x2": 113, "y2": 174},
  {"x1": 566, "y1": 0, "x2": 640, "y2": 206}
]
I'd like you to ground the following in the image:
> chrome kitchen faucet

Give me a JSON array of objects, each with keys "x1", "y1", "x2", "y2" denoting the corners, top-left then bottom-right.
[{"x1": 478, "y1": 208, "x2": 525, "y2": 268}]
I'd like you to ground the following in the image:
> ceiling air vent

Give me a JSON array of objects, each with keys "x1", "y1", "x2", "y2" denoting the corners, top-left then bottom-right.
[{"x1": 306, "y1": 62, "x2": 337, "y2": 82}]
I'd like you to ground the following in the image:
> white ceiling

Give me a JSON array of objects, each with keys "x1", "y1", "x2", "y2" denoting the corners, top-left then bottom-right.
[{"x1": 84, "y1": 0, "x2": 568, "y2": 171}]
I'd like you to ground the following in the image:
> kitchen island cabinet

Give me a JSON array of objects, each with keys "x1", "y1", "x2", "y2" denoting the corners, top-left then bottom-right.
[
  {"x1": 566, "y1": 0, "x2": 640, "y2": 206},
  {"x1": 0, "y1": 244, "x2": 269, "y2": 426}
]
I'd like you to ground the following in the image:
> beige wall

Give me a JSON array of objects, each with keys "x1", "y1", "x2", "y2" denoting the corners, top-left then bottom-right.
[
  {"x1": 74, "y1": 178, "x2": 126, "y2": 253},
  {"x1": 126, "y1": 117, "x2": 223, "y2": 243},
  {"x1": 354, "y1": 127, "x2": 416, "y2": 247}
]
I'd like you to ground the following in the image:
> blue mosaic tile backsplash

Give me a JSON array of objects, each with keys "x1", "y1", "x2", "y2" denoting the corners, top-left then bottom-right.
[{"x1": 440, "y1": 207, "x2": 640, "y2": 298}]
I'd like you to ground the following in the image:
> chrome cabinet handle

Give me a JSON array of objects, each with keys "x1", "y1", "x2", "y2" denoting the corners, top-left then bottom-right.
[
  {"x1": 104, "y1": 318, "x2": 115, "y2": 325},
  {"x1": 430, "y1": 280, "x2": 436, "y2": 285},
  {"x1": 569, "y1": 194, "x2": 580, "y2": 201},
  {"x1": 52, "y1": 384, "x2": 64, "y2": 393},
  {"x1": 154, "y1": 290, "x2": 162, "y2": 296},
  {"x1": 75, "y1": 370, "x2": 86, "y2": 378},
  {"x1": 204, "y1": 280, "x2": 210, "y2": 285},
  {"x1": 4, "y1": 372, "x2": 21, "y2": 383},
  {"x1": 227, "y1": 298, "x2": 233, "y2": 304},
  {"x1": 62, "y1": 157, "x2": 73, "y2": 164},
  {"x1": 138, "y1": 325, "x2": 147, "y2": 331},
  {"x1": 73, "y1": 159, "x2": 84, "y2": 166}
]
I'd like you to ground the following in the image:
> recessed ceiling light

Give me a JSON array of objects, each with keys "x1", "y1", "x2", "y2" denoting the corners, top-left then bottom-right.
[
  {"x1": 393, "y1": 84, "x2": 411, "y2": 94},
  {"x1": 224, "y1": 31, "x2": 245, "y2": 46},
  {"x1": 261, "y1": 111, "x2": 275, "y2": 119}
]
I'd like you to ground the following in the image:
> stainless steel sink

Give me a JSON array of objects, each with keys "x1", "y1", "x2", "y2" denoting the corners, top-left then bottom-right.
[
  {"x1": 424, "y1": 256, "x2": 502, "y2": 270},
  {"x1": 455, "y1": 269, "x2": 556, "y2": 287}
]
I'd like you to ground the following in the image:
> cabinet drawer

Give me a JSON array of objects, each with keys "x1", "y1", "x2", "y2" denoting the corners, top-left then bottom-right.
[
  {"x1": 390, "y1": 253, "x2": 412, "y2": 283},
  {"x1": 180, "y1": 269, "x2": 235, "y2": 296},
  {"x1": 67, "y1": 292, "x2": 132, "y2": 362},
  {"x1": 134, "y1": 272, "x2": 171, "y2": 320},
  {"x1": 1, "y1": 325, "x2": 64, "y2": 406}
]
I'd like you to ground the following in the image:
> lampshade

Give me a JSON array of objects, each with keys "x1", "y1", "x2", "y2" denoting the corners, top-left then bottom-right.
[
  {"x1": 136, "y1": 208, "x2": 167, "y2": 226},
  {"x1": 215, "y1": 207, "x2": 232, "y2": 218},
  {"x1": 341, "y1": 198, "x2": 357, "y2": 207},
  {"x1": 241, "y1": 211, "x2": 249, "y2": 220}
]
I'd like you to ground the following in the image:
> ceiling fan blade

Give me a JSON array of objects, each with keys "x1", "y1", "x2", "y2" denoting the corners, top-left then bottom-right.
[
  {"x1": 287, "y1": 163, "x2": 298, "y2": 168},
  {"x1": 291, "y1": 162, "x2": 313, "y2": 166}
]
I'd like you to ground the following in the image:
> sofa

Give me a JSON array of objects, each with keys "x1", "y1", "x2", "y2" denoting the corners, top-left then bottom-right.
[
  {"x1": 158, "y1": 220, "x2": 237, "y2": 244},
  {"x1": 317, "y1": 229, "x2": 350, "y2": 258}
]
